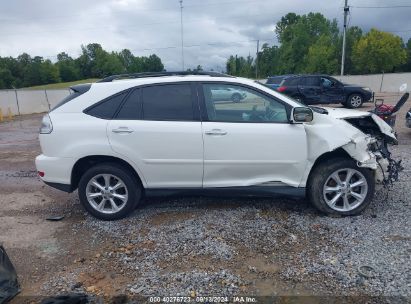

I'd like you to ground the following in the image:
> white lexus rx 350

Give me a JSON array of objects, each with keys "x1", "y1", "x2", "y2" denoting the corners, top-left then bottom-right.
[{"x1": 35, "y1": 72, "x2": 402, "y2": 220}]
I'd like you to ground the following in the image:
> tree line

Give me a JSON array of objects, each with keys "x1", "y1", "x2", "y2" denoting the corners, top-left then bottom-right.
[
  {"x1": 227, "y1": 12, "x2": 411, "y2": 78},
  {"x1": 0, "y1": 43, "x2": 164, "y2": 89}
]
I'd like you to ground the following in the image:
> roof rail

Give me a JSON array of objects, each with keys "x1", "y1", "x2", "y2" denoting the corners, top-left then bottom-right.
[{"x1": 97, "y1": 71, "x2": 233, "y2": 83}]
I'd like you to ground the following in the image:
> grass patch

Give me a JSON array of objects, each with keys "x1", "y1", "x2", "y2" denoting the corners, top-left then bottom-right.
[{"x1": 25, "y1": 78, "x2": 99, "y2": 90}]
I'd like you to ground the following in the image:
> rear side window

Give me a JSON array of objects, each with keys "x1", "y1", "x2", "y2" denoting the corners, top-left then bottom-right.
[
  {"x1": 267, "y1": 77, "x2": 282, "y2": 85},
  {"x1": 116, "y1": 89, "x2": 142, "y2": 120},
  {"x1": 302, "y1": 77, "x2": 320, "y2": 87},
  {"x1": 86, "y1": 91, "x2": 129, "y2": 119},
  {"x1": 142, "y1": 84, "x2": 194, "y2": 121},
  {"x1": 283, "y1": 77, "x2": 300, "y2": 86}
]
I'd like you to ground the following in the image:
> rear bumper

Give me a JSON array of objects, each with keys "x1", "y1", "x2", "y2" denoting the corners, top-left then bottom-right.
[
  {"x1": 35, "y1": 154, "x2": 76, "y2": 186},
  {"x1": 44, "y1": 181, "x2": 73, "y2": 193}
]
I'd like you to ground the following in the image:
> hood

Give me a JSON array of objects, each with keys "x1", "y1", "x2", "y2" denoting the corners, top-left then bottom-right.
[
  {"x1": 323, "y1": 107, "x2": 370, "y2": 119},
  {"x1": 322, "y1": 107, "x2": 397, "y2": 141},
  {"x1": 342, "y1": 83, "x2": 360, "y2": 88}
]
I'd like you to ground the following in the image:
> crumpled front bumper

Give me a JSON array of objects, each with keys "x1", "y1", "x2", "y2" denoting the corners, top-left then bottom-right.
[{"x1": 341, "y1": 135, "x2": 402, "y2": 185}]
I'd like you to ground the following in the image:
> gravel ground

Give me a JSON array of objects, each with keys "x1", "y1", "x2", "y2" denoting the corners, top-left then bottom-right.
[{"x1": 0, "y1": 96, "x2": 410, "y2": 303}]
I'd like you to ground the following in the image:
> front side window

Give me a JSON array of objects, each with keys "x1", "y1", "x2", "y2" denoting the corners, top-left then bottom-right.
[
  {"x1": 203, "y1": 84, "x2": 288, "y2": 123},
  {"x1": 142, "y1": 84, "x2": 194, "y2": 121},
  {"x1": 321, "y1": 77, "x2": 338, "y2": 88}
]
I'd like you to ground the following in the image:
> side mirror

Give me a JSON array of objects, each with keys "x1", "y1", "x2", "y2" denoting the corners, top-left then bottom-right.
[{"x1": 291, "y1": 107, "x2": 313, "y2": 123}]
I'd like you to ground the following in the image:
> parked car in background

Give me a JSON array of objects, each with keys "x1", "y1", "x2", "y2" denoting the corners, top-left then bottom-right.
[
  {"x1": 277, "y1": 75, "x2": 373, "y2": 108},
  {"x1": 210, "y1": 86, "x2": 246, "y2": 102},
  {"x1": 406, "y1": 108, "x2": 411, "y2": 128},
  {"x1": 265, "y1": 75, "x2": 294, "y2": 90}
]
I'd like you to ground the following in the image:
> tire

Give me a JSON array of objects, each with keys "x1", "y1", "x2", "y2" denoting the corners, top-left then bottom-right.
[
  {"x1": 78, "y1": 163, "x2": 142, "y2": 220},
  {"x1": 346, "y1": 93, "x2": 364, "y2": 109},
  {"x1": 307, "y1": 158, "x2": 375, "y2": 216},
  {"x1": 231, "y1": 93, "x2": 241, "y2": 103}
]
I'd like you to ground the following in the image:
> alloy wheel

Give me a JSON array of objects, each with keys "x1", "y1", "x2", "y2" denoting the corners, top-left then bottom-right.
[
  {"x1": 86, "y1": 174, "x2": 129, "y2": 214},
  {"x1": 323, "y1": 168, "x2": 368, "y2": 212},
  {"x1": 350, "y1": 95, "x2": 362, "y2": 108}
]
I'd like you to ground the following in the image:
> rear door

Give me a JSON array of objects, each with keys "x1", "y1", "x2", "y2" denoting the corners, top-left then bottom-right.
[
  {"x1": 299, "y1": 76, "x2": 322, "y2": 104},
  {"x1": 320, "y1": 76, "x2": 344, "y2": 103},
  {"x1": 108, "y1": 83, "x2": 203, "y2": 188}
]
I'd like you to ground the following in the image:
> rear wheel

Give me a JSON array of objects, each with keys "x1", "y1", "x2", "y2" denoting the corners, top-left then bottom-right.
[
  {"x1": 78, "y1": 163, "x2": 141, "y2": 220},
  {"x1": 308, "y1": 158, "x2": 375, "y2": 215},
  {"x1": 346, "y1": 94, "x2": 363, "y2": 108}
]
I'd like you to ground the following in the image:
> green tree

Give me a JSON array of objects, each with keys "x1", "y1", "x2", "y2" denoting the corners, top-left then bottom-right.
[
  {"x1": 57, "y1": 52, "x2": 80, "y2": 81},
  {"x1": 275, "y1": 12, "x2": 339, "y2": 73},
  {"x1": 142, "y1": 54, "x2": 164, "y2": 72},
  {"x1": 352, "y1": 29, "x2": 407, "y2": 74},
  {"x1": 257, "y1": 44, "x2": 281, "y2": 77},
  {"x1": 304, "y1": 35, "x2": 338, "y2": 74},
  {"x1": 401, "y1": 38, "x2": 411, "y2": 72}
]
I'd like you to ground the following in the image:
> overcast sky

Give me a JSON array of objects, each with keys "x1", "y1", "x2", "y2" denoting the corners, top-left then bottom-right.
[{"x1": 0, "y1": 0, "x2": 410, "y2": 71}]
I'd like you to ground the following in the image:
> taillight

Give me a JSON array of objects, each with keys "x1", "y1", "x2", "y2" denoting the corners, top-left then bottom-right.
[
  {"x1": 40, "y1": 114, "x2": 53, "y2": 134},
  {"x1": 277, "y1": 86, "x2": 287, "y2": 93}
]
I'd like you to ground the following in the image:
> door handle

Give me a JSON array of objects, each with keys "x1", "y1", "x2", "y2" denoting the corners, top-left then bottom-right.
[
  {"x1": 112, "y1": 127, "x2": 134, "y2": 134},
  {"x1": 205, "y1": 129, "x2": 227, "y2": 136}
]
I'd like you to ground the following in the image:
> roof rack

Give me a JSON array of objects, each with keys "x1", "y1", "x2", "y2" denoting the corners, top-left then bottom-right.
[{"x1": 97, "y1": 71, "x2": 233, "y2": 83}]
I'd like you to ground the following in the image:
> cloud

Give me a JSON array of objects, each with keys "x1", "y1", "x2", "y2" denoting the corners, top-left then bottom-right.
[{"x1": 0, "y1": 0, "x2": 410, "y2": 71}]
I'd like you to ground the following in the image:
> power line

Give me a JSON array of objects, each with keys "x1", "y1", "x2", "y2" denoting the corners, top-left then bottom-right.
[
  {"x1": 351, "y1": 5, "x2": 411, "y2": 8},
  {"x1": 131, "y1": 38, "x2": 276, "y2": 52}
]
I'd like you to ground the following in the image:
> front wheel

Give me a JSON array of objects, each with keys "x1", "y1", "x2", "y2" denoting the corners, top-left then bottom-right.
[
  {"x1": 78, "y1": 163, "x2": 142, "y2": 220},
  {"x1": 346, "y1": 94, "x2": 363, "y2": 108},
  {"x1": 308, "y1": 158, "x2": 375, "y2": 215}
]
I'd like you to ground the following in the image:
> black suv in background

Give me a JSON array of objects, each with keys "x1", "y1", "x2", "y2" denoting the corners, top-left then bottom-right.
[{"x1": 277, "y1": 75, "x2": 373, "y2": 108}]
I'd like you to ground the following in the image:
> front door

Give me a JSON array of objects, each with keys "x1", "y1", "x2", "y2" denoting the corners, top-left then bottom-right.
[
  {"x1": 108, "y1": 83, "x2": 203, "y2": 188},
  {"x1": 200, "y1": 83, "x2": 308, "y2": 188},
  {"x1": 320, "y1": 77, "x2": 344, "y2": 103}
]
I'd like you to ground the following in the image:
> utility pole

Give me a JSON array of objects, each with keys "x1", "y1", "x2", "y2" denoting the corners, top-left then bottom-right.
[
  {"x1": 340, "y1": 0, "x2": 349, "y2": 76},
  {"x1": 179, "y1": 0, "x2": 185, "y2": 71},
  {"x1": 255, "y1": 40, "x2": 259, "y2": 79}
]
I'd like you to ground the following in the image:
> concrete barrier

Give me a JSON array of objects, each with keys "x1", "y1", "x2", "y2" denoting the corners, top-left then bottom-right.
[
  {"x1": 261, "y1": 72, "x2": 411, "y2": 93},
  {"x1": 2, "y1": 73, "x2": 411, "y2": 116},
  {"x1": 335, "y1": 73, "x2": 411, "y2": 93},
  {"x1": 0, "y1": 89, "x2": 70, "y2": 116}
]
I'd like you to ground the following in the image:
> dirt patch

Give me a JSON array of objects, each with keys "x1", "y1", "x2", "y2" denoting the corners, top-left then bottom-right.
[{"x1": 149, "y1": 210, "x2": 195, "y2": 226}]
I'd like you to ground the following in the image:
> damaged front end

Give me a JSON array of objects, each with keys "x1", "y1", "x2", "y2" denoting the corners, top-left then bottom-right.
[{"x1": 343, "y1": 115, "x2": 403, "y2": 187}]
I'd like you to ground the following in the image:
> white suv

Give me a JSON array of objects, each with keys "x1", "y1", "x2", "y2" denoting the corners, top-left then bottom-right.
[{"x1": 35, "y1": 72, "x2": 401, "y2": 220}]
